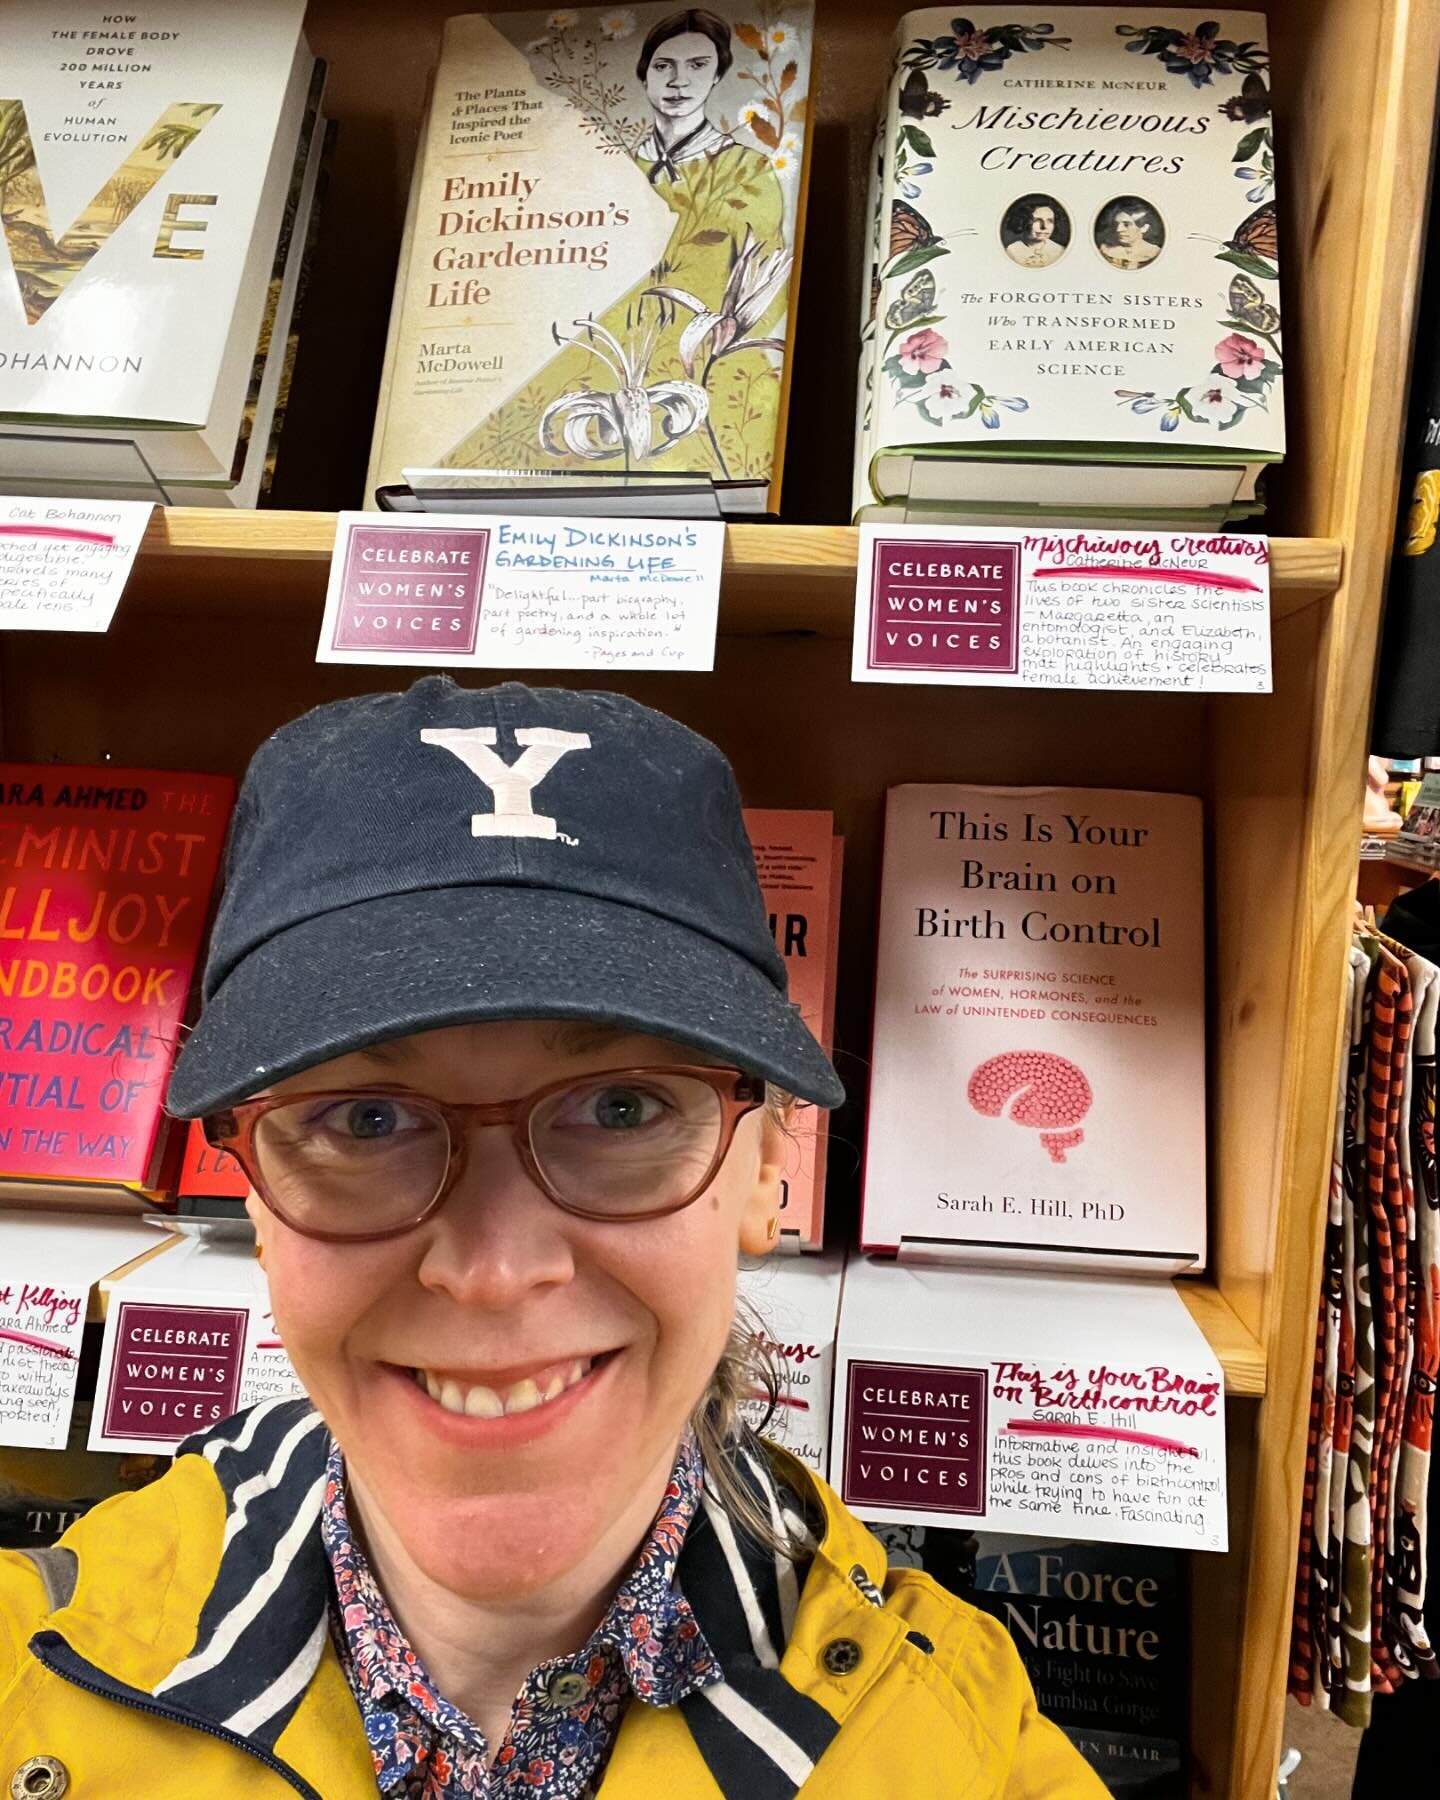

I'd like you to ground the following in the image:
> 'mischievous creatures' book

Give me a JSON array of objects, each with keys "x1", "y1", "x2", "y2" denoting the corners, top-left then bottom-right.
[
  {"x1": 368, "y1": 4, "x2": 814, "y2": 517},
  {"x1": 855, "y1": 9, "x2": 1282, "y2": 524}
]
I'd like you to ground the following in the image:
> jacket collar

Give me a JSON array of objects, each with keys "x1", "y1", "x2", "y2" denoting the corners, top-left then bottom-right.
[{"x1": 38, "y1": 1398, "x2": 872, "y2": 1799}]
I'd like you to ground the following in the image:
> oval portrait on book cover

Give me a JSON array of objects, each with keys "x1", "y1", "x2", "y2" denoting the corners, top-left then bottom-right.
[
  {"x1": 1001, "y1": 194, "x2": 1070, "y2": 268},
  {"x1": 1094, "y1": 196, "x2": 1166, "y2": 271}
]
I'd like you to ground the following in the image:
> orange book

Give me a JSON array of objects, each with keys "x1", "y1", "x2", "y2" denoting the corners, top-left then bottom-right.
[
  {"x1": 177, "y1": 1119, "x2": 251, "y2": 1202},
  {"x1": 743, "y1": 811, "x2": 842, "y2": 1250}
]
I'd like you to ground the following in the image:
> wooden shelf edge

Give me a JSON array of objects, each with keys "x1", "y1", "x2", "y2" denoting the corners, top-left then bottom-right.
[
  {"x1": 139, "y1": 509, "x2": 1342, "y2": 599},
  {"x1": 1176, "y1": 1278, "x2": 1267, "y2": 1397}
]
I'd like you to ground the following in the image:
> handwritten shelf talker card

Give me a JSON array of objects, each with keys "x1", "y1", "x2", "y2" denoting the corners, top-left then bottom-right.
[
  {"x1": 0, "y1": 497, "x2": 153, "y2": 634},
  {"x1": 317, "y1": 510, "x2": 724, "y2": 672},
  {"x1": 833, "y1": 1258, "x2": 1228, "y2": 1553},
  {"x1": 852, "y1": 524, "x2": 1272, "y2": 693}
]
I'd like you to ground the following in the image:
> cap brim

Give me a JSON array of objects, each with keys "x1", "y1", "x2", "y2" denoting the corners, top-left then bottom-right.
[{"x1": 167, "y1": 885, "x2": 845, "y2": 1117}]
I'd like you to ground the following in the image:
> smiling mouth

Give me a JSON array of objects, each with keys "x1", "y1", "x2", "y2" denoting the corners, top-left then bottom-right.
[{"x1": 406, "y1": 1351, "x2": 615, "y2": 1420}]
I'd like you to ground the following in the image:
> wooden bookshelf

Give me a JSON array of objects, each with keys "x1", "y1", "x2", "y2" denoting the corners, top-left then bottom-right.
[{"x1": 0, "y1": 2, "x2": 1432, "y2": 1795}]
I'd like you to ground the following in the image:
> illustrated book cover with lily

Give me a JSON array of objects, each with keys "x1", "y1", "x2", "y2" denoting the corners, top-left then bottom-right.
[
  {"x1": 366, "y1": 4, "x2": 813, "y2": 516},
  {"x1": 856, "y1": 9, "x2": 1282, "y2": 522}
]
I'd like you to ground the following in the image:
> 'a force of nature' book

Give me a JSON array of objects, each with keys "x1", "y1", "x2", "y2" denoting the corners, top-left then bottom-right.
[
  {"x1": 873, "y1": 1523, "x2": 1188, "y2": 1797},
  {"x1": 367, "y1": 4, "x2": 815, "y2": 517},
  {"x1": 862, "y1": 784, "x2": 1205, "y2": 1270},
  {"x1": 743, "y1": 809, "x2": 842, "y2": 1250},
  {"x1": 0, "y1": 0, "x2": 314, "y2": 488},
  {"x1": 855, "y1": 9, "x2": 1282, "y2": 524},
  {"x1": 0, "y1": 764, "x2": 234, "y2": 1194}
]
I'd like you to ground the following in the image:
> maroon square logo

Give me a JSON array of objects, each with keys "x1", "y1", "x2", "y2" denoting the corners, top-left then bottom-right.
[
  {"x1": 103, "y1": 1302, "x2": 247, "y2": 1442},
  {"x1": 331, "y1": 525, "x2": 489, "y2": 655},
  {"x1": 868, "y1": 538, "x2": 1020, "y2": 674},
  {"x1": 842, "y1": 1359, "x2": 988, "y2": 1515}
]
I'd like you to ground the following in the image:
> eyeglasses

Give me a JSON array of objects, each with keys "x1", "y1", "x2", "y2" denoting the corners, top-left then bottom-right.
[{"x1": 204, "y1": 1066, "x2": 766, "y2": 1243}]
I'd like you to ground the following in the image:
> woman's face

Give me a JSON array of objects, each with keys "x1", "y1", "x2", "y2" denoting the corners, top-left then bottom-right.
[
  {"x1": 1115, "y1": 210, "x2": 1149, "y2": 245},
  {"x1": 645, "y1": 30, "x2": 722, "y2": 126},
  {"x1": 248, "y1": 1020, "x2": 781, "y2": 1602},
  {"x1": 1026, "y1": 206, "x2": 1055, "y2": 244}
]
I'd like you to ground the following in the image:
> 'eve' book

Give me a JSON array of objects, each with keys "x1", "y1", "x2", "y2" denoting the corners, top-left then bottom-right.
[
  {"x1": 367, "y1": 4, "x2": 814, "y2": 517},
  {"x1": 861, "y1": 784, "x2": 1205, "y2": 1270},
  {"x1": 0, "y1": 0, "x2": 314, "y2": 490},
  {"x1": 855, "y1": 9, "x2": 1282, "y2": 524},
  {"x1": 0, "y1": 764, "x2": 234, "y2": 1194}
]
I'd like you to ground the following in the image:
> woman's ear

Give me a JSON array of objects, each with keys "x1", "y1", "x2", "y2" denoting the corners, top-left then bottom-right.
[
  {"x1": 245, "y1": 1189, "x2": 271, "y2": 1266},
  {"x1": 737, "y1": 1107, "x2": 788, "y2": 1257}
]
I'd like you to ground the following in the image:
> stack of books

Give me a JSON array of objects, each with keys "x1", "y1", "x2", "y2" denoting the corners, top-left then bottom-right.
[{"x1": 0, "y1": 0, "x2": 328, "y2": 508}]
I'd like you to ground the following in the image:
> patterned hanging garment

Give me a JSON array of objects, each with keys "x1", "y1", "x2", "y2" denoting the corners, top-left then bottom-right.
[
  {"x1": 1336, "y1": 937, "x2": 1383, "y2": 1728},
  {"x1": 1293, "y1": 945, "x2": 1365, "y2": 1702},
  {"x1": 1390, "y1": 949, "x2": 1440, "y2": 1680},
  {"x1": 1368, "y1": 944, "x2": 1412, "y2": 1694}
]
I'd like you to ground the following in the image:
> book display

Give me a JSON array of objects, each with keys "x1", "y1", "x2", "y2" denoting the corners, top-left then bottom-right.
[
  {"x1": 854, "y1": 7, "x2": 1284, "y2": 525},
  {"x1": 0, "y1": 0, "x2": 1435, "y2": 1793}
]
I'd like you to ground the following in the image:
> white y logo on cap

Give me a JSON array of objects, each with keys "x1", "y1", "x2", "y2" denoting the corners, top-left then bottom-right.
[{"x1": 420, "y1": 726, "x2": 591, "y2": 841}]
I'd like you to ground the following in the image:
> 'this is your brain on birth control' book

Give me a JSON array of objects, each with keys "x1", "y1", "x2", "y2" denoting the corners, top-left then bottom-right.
[
  {"x1": 855, "y1": 8, "x2": 1282, "y2": 525},
  {"x1": 861, "y1": 783, "x2": 1206, "y2": 1272},
  {"x1": 367, "y1": 4, "x2": 814, "y2": 518}
]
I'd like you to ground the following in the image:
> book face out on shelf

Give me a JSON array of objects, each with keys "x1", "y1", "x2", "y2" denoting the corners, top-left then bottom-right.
[
  {"x1": 862, "y1": 783, "x2": 1206, "y2": 1270},
  {"x1": 858, "y1": 8, "x2": 1282, "y2": 518},
  {"x1": 0, "y1": 0, "x2": 310, "y2": 434},
  {"x1": 367, "y1": 3, "x2": 814, "y2": 516}
]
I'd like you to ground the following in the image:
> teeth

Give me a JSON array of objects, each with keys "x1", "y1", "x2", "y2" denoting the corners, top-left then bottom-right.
[{"x1": 414, "y1": 1356, "x2": 597, "y2": 1419}]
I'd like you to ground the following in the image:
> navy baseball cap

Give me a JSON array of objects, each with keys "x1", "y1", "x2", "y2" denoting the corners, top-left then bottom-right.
[{"x1": 167, "y1": 676, "x2": 844, "y2": 1117}]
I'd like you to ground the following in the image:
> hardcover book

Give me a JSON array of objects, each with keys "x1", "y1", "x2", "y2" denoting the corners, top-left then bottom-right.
[
  {"x1": 0, "y1": 763, "x2": 234, "y2": 1192},
  {"x1": 367, "y1": 3, "x2": 815, "y2": 517},
  {"x1": 177, "y1": 1118, "x2": 250, "y2": 1202},
  {"x1": 0, "y1": 0, "x2": 313, "y2": 487},
  {"x1": 743, "y1": 809, "x2": 842, "y2": 1249},
  {"x1": 862, "y1": 783, "x2": 1205, "y2": 1269},
  {"x1": 856, "y1": 8, "x2": 1282, "y2": 523}
]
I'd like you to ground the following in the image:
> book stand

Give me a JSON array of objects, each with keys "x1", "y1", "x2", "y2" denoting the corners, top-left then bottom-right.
[
  {"x1": 0, "y1": 432, "x2": 176, "y2": 504},
  {"x1": 384, "y1": 465, "x2": 726, "y2": 520},
  {"x1": 895, "y1": 1232, "x2": 1200, "y2": 1278}
]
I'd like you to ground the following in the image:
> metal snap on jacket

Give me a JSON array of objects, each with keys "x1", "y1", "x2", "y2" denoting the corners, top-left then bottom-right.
[
  {"x1": 546, "y1": 1670, "x2": 591, "y2": 1709},
  {"x1": 11, "y1": 1759, "x2": 68, "y2": 1800},
  {"x1": 821, "y1": 1637, "x2": 863, "y2": 1676}
]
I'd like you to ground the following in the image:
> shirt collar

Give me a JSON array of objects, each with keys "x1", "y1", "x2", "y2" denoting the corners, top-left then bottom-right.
[{"x1": 319, "y1": 1428, "x2": 719, "y2": 1725}]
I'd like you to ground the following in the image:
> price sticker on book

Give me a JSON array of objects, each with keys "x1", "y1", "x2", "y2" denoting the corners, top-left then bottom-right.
[
  {"x1": 852, "y1": 524, "x2": 1272, "y2": 693},
  {"x1": 317, "y1": 511, "x2": 725, "y2": 673},
  {"x1": 0, "y1": 497, "x2": 153, "y2": 634}
]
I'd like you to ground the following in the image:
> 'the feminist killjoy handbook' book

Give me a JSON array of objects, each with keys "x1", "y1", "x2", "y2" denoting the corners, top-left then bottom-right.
[
  {"x1": 862, "y1": 784, "x2": 1205, "y2": 1270},
  {"x1": 856, "y1": 9, "x2": 1282, "y2": 523},
  {"x1": 367, "y1": 4, "x2": 814, "y2": 517}
]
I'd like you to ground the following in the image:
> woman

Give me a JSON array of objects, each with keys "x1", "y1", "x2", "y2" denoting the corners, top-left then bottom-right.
[
  {"x1": 444, "y1": 10, "x2": 791, "y2": 485},
  {"x1": 1096, "y1": 197, "x2": 1163, "y2": 270},
  {"x1": 1002, "y1": 196, "x2": 1068, "y2": 268},
  {"x1": 0, "y1": 678, "x2": 1104, "y2": 1798}
]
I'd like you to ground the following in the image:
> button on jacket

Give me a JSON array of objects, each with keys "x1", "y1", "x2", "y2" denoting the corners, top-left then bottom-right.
[{"x1": 0, "y1": 1399, "x2": 1105, "y2": 1798}]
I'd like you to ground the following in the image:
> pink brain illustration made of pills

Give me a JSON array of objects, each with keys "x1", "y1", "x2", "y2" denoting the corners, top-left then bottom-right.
[{"x1": 966, "y1": 1051, "x2": 1094, "y2": 1162}]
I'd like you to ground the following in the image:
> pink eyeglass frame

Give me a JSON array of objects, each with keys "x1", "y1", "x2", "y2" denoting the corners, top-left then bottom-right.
[{"x1": 203, "y1": 1065, "x2": 767, "y2": 1243}]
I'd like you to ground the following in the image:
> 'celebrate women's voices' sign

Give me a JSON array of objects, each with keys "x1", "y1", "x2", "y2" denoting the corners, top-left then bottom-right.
[{"x1": 852, "y1": 524, "x2": 1272, "y2": 693}]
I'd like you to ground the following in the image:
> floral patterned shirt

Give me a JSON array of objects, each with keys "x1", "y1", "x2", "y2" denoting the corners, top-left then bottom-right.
[{"x1": 321, "y1": 1432, "x2": 721, "y2": 1798}]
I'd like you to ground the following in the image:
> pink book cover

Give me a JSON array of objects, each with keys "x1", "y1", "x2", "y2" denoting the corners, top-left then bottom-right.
[
  {"x1": 744, "y1": 811, "x2": 840, "y2": 1250},
  {"x1": 861, "y1": 785, "x2": 1205, "y2": 1271}
]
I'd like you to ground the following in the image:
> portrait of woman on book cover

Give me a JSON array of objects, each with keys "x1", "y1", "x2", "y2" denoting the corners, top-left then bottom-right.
[
  {"x1": 1095, "y1": 196, "x2": 1166, "y2": 271},
  {"x1": 0, "y1": 676, "x2": 1108, "y2": 1798},
  {"x1": 1001, "y1": 195, "x2": 1070, "y2": 269},
  {"x1": 439, "y1": 6, "x2": 803, "y2": 496}
]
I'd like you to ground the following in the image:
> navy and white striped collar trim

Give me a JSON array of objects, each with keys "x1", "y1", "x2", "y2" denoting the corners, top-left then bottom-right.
[{"x1": 131, "y1": 1398, "x2": 839, "y2": 1797}]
